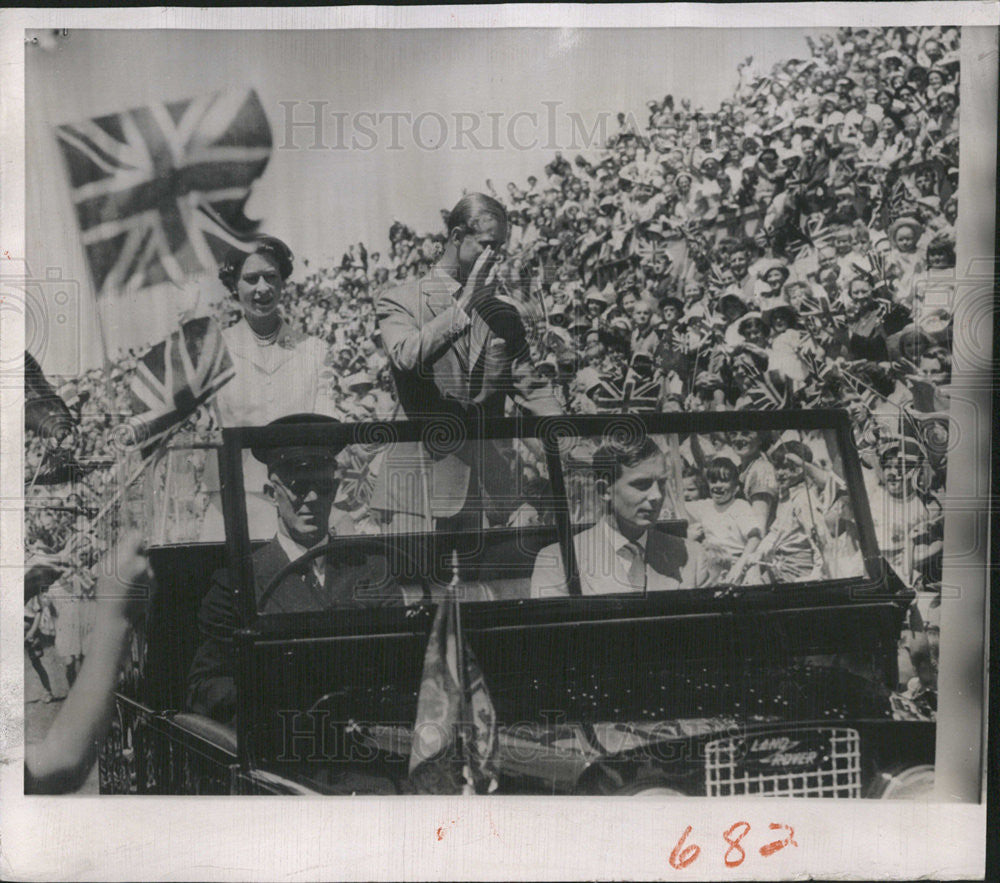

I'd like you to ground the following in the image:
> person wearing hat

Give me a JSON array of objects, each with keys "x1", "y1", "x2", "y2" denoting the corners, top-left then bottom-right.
[
  {"x1": 751, "y1": 259, "x2": 791, "y2": 310},
  {"x1": 923, "y1": 65, "x2": 948, "y2": 103},
  {"x1": 728, "y1": 309, "x2": 770, "y2": 363},
  {"x1": 763, "y1": 301, "x2": 816, "y2": 387},
  {"x1": 750, "y1": 440, "x2": 859, "y2": 583},
  {"x1": 867, "y1": 436, "x2": 942, "y2": 589},
  {"x1": 670, "y1": 171, "x2": 702, "y2": 224},
  {"x1": 187, "y1": 415, "x2": 397, "y2": 724},
  {"x1": 934, "y1": 86, "x2": 959, "y2": 138},
  {"x1": 583, "y1": 286, "x2": 611, "y2": 325},
  {"x1": 650, "y1": 296, "x2": 687, "y2": 385}
]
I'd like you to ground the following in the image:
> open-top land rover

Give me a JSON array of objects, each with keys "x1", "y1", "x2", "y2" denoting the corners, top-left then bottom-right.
[{"x1": 98, "y1": 409, "x2": 934, "y2": 798}]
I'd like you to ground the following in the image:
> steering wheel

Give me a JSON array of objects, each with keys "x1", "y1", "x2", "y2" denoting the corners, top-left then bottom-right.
[{"x1": 257, "y1": 535, "x2": 428, "y2": 611}]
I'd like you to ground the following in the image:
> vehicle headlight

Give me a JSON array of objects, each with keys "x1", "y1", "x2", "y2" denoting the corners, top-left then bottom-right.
[{"x1": 875, "y1": 764, "x2": 935, "y2": 799}]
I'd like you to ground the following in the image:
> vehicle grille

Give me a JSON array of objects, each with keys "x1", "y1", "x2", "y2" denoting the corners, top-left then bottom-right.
[{"x1": 705, "y1": 727, "x2": 861, "y2": 798}]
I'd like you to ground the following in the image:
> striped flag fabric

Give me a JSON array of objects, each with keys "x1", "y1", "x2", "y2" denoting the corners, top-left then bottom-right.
[
  {"x1": 55, "y1": 88, "x2": 271, "y2": 299},
  {"x1": 125, "y1": 316, "x2": 234, "y2": 448},
  {"x1": 408, "y1": 588, "x2": 499, "y2": 795},
  {"x1": 742, "y1": 366, "x2": 793, "y2": 411}
]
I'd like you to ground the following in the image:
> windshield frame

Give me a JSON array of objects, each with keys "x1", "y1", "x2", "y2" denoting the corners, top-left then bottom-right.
[{"x1": 220, "y1": 409, "x2": 883, "y2": 632}]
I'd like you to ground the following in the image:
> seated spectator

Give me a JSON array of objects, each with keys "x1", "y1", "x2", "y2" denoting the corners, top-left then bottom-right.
[{"x1": 530, "y1": 436, "x2": 710, "y2": 596}]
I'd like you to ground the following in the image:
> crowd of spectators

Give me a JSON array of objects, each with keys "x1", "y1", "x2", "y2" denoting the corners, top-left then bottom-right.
[{"x1": 25, "y1": 26, "x2": 955, "y2": 710}]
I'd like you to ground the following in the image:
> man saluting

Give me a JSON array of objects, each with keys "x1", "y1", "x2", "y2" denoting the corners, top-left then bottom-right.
[
  {"x1": 530, "y1": 436, "x2": 709, "y2": 597},
  {"x1": 372, "y1": 193, "x2": 560, "y2": 532}
]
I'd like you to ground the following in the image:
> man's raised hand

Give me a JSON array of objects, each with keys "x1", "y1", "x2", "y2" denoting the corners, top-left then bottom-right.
[{"x1": 457, "y1": 245, "x2": 501, "y2": 313}]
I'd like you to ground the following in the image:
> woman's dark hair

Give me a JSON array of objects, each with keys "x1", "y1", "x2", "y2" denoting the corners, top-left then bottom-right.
[
  {"x1": 738, "y1": 315, "x2": 766, "y2": 335},
  {"x1": 218, "y1": 236, "x2": 294, "y2": 296},
  {"x1": 767, "y1": 305, "x2": 798, "y2": 329},
  {"x1": 704, "y1": 456, "x2": 740, "y2": 485}
]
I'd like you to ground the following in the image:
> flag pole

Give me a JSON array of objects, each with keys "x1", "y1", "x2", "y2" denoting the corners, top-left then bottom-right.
[
  {"x1": 25, "y1": 445, "x2": 52, "y2": 495},
  {"x1": 59, "y1": 418, "x2": 185, "y2": 562},
  {"x1": 449, "y1": 548, "x2": 476, "y2": 796}
]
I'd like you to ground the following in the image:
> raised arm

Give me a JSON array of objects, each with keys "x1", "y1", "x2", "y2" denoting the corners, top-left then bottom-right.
[
  {"x1": 25, "y1": 533, "x2": 151, "y2": 793},
  {"x1": 376, "y1": 284, "x2": 470, "y2": 374}
]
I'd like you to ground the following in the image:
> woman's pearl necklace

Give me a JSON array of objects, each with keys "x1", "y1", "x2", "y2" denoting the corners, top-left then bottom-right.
[{"x1": 251, "y1": 321, "x2": 281, "y2": 346}]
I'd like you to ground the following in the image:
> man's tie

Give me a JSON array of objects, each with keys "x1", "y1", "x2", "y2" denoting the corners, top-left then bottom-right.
[{"x1": 620, "y1": 541, "x2": 646, "y2": 591}]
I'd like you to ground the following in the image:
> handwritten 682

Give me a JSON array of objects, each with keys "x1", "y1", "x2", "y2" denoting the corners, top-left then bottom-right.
[{"x1": 668, "y1": 822, "x2": 797, "y2": 870}]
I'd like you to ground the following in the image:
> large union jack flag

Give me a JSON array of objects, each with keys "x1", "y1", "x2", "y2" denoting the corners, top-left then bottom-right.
[
  {"x1": 55, "y1": 89, "x2": 271, "y2": 298},
  {"x1": 126, "y1": 316, "x2": 234, "y2": 448}
]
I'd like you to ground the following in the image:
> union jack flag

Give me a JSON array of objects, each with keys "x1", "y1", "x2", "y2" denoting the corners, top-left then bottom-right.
[
  {"x1": 786, "y1": 215, "x2": 837, "y2": 263},
  {"x1": 594, "y1": 372, "x2": 661, "y2": 413},
  {"x1": 742, "y1": 366, "x2": 793, "y2": 411},
  {"x1": 798, "y1": 350, "x2": 843, "y2": 407},
  {"x1": 126, "y1": 316, "x2": 234, "y2": 448},
  {"x1": 55, "y1": 89, "x2": 271, "y2": 298}
]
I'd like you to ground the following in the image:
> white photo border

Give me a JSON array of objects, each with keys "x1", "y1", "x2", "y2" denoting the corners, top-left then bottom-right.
[{"x1": 1, "y1": 5, "x2": 995, "y2": 881}]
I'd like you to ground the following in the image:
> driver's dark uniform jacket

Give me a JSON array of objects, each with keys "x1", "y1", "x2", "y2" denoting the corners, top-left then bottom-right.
[{"x1": 186, "y1": 537, "x2": 393, "y2": 724}]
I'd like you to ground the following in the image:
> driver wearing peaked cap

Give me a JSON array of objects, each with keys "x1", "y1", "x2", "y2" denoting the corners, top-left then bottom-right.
[{"x1": 187, "y1": 415, "x2": 399, "y2": 725}]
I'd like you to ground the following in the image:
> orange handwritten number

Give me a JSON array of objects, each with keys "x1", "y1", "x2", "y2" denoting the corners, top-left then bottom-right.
[
  {"x1": 759, "y1": 823, "x2": 797, "y2": 857},
  {"x1": 722, "y1": 821, "x2": 751, "y2": 867},
  {"x1": 669, "y1": 825, "x2": 700, "y2": 870}
]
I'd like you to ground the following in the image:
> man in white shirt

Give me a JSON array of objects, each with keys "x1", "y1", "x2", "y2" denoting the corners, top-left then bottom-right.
[{"x1": 530, "y1": 436, "x2": 709, "y2": 597}]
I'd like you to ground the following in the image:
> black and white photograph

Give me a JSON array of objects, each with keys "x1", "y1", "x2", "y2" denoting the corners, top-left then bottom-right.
[{"x1": 1, "y1": 5, "x2": 995, "y2": 881}]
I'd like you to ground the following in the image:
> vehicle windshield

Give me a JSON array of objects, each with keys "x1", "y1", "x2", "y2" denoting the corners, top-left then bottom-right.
[{"x1": 199, "y1": 419, "x2": 868, "y2": 615}]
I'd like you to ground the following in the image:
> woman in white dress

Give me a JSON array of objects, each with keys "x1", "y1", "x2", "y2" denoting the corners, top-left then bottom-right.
[
  {"x1": 199, "y1": 237, "x2": 338, "y2": 540},
  {"x1": 215, "y1": 236, "x2": 335, "y2": 426}
]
